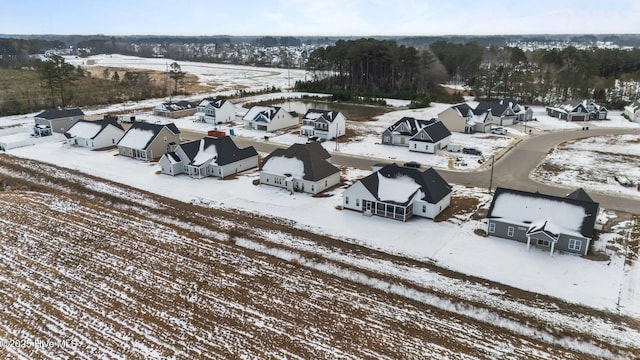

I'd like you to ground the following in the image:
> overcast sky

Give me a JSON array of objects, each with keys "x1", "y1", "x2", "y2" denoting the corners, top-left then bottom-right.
[{"x1": 2, "y1": 0, "x2": 639, "y2": 36}]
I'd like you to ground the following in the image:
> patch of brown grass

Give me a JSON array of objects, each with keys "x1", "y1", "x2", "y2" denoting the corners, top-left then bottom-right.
[{"x1": 434, "y1": 196, "x2": 480, "y2": 222}]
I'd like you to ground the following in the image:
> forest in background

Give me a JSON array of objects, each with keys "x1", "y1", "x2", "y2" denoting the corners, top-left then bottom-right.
[{"x1": 1, "y1": 35, "x2": 640, "y2": 116}]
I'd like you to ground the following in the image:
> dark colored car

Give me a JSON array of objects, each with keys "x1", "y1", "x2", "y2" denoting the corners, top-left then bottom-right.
[
  {"x1": 462, "y1": 148, "x2": 482, "y2": 156},
  {"x1": 403, "y1": 161, "x2": 421, "y2": 168}
]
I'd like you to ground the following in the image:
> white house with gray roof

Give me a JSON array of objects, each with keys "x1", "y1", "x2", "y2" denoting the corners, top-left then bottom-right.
[
  {"x1": 242, "y1": 106, "x2": 299, "y2": 132},
  {"x1": 342, "y1": 164, "x2": 451, "y2": 221},
  {"x1": 300, "y1": 109, "x2": 346, "y2": 140},
  {"x1": 259, "y1": 142, "x2": 340, "y2": 194},
  {"x1": 382, "y1": 117, "x2": 451, "y2": 153},
  {"x1": 159, "y1": 136, "x2": 258, "y2": 178},
  {"x1": 195, "y1": 98, "x2": 236, "y2": 124},
  {"x1": 64, "y1": 118, "x2": 125, "y2": 150},
  {"x1": 487, "y1": 187, "x2": 599, "y2": 256}
]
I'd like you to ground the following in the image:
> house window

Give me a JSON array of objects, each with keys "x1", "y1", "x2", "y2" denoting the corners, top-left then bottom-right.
[
  {"x1": 422, "y1": 204, "x2": 426, "y2": 213},
  {"x1": 345, "y1": 196, "x2": 349, "y2": 205},
  {"x1": 311, "y1": 185, "x2": 315, "y2": 192},
  {"x1": 325, "y1": 180, "x2": 327, "y2": 186},
  {"x1": 413, "y1": 144, "x2": 416, "y2": 148},
  {"x1": 507, "y1": 226, "x2": 514, "y2": 237},
  {"x1": 568, "y1": 239, "x2": 582, "y2": 251},
  {"x1": 488, "y1": 223, "x2": 495, "y2": 233},
  {"x1": 356, "y1": 199, "x2": 360, "y2": 207},
  {"x1": 537, "y1": 239, "x2": 551, "y2": 247}
]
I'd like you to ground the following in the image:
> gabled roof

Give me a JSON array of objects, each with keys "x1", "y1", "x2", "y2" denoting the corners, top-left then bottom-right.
[
  {"x1": 179, "y1": 136, "x2": 258, "y2": 166},
  {"x1": 474, "y1": 101, "x2": 513, "y2": 117},
  {"x1": 260, "y1": 142, "x2": 338, "y2": 181},
  {"x1": 565, "y1": 188, "x2": 595, "y2": 203},
  {"x1": 64, "y1": 118, "x2": 124, "y2": 139},
  {"x1": 243, "y1": 106, "x2": 282, "y2": 123},
  {"x1": 487, "y1": 187, "x2": 599, "y2": 238},
  {"x1": 35, "y1": 108, "x2": 84, "y2": 120},
  {"x1": 118, "y1": 122, "x2": 180, "y2": 150},
  {"x1": 302, "y1": 109, "x2": 343, "y2": 123},
  {"x1": 157, "y1": 101, "x2": 196, "y2": 112},
  {"x1": 358, "y1": 164, "x2": 451, "y2": 206},
  {"x1": 450, "y1": 103, "x2": 474, "y2": 117},
  {"x1": 386, "y1": 117, "x2": 439, "y2": 136},
  {"x1": 198, "y1": 98, "x2": 228, "y2": 109},
  {"x1": 410, "y1": 120, "x2": 451, "y2": 143}
]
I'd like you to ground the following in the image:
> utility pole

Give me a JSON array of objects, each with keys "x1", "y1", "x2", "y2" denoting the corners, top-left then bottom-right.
[{"x1": 489, "y1": 155, "x2": 495, "y2": 193}]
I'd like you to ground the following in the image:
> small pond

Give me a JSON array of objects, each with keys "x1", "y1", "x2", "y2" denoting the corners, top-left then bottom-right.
[{"x1": 262, "y1": 100, "x2": 391, "y2": 121}]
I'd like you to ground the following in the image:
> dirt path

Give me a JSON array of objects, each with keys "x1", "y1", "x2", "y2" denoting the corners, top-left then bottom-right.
[{"x1": 0, "y1": 153, "x2": 638, "y2": 359}]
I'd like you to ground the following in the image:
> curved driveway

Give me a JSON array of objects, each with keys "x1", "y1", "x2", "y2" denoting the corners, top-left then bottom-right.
[{"x1": 181, "y1": 127, "x2": 640, "y2": 214}]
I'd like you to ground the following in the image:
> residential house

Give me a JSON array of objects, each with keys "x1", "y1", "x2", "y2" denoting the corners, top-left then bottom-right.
[
  {"x1": 33, "y1": 108, "x2": 85, "y2": 136},
  {"x1": 474, "y1": 100, "x2": 518, "y2": 126},
  {"x1": 242, "y1": 106, "x2": 299, "y2": 132},
  {"x1": 546, "y1": 100, "x2": 607, "y2": 121},
  {"x1": 153, "y1": 101, "x2": 198, "y2": 118},
  {"x1": 300, "y1": 109, "x2": 346, "y2": 140},
  {"x1": 259, "y1": 142, "x2": 340, "y2": 194},
  {"x1": 437, "y1": 103, "x2": 474, "y2": 133},
  {"x1": 342, "y1": 164, "x2": 451, "y2": 221},
  {"x1": 623, "y1": 100, "x2": 640, "y2": 122},
  {"x1": 502, "y1": 97, "x2": 534, "y2": 123},
  {"x1": 486, "y1": 187, "x2": 599, "y2": 256},
  {"x1": 382, "y1": 117, "x2": 451, "y2": 152},
  {"x1": 64, "y1": 118, "x2": 125, "y2": 150},
  {"x1": 159, "y1": 136, "x2": 258, "y2": 178},
  {"x1": 408, "y1": 120, "x2": 451, "y2": 154},
  {"x1": 195, "y1": 98, "x2": 236, "y2": 124},
  {"x1": 117, "y1": 122, "x2": 181, "y2": 161}
]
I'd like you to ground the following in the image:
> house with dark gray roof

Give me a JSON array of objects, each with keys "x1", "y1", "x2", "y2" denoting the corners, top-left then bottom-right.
[
  {"x1": 342, "y1": 163, "x2": 452, "y2": 221},
  {"x1": 487, "y1": 187, "x2": 599, "y2": 256},
  {"x1": 259, "y1": 142, "x2": 340, "y2": 194},
  {"x1": 159, "y1": 136, "x2": 258, "y2": 178},
  {"x1": 437, "y1": 103, "x2": 475, "y2": 133},
  {"x1": 34, "y1": 108, "x2": 85, "y2": 136},
  {"x1": 153, "y1": 101, "x2": 198, "y2": 118},
  {"x1": 546, "y1": 100, "x2": 607, "y2": 121},
  {"x1": 242, "y1": 106, "x2": 299, "y2": 132},
  {"x1": 195, "y1": 98, "x2": 236, "y2": 124},
  {"x1": 300, "y1": 109, "x2": 346, "y2": 140},
  {"x1": 117, "y1": 122, "x2": 181, "y2": 161},
  {"x1": 64, "y1": 118, "x2": 125, "y2": 150},
  {"x1": 382, "y1": 117, "x2": 451, "y2": 153}
]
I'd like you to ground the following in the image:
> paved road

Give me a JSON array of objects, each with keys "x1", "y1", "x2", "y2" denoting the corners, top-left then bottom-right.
[{"x1": 179, "y1": 128, "x2": 640, "y2": 213}]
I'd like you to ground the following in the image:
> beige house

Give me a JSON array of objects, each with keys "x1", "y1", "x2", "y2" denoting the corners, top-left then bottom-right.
[
  {"x1": 437, "y1": 103, "x2": 474, "y2": 133},
  {"x1": 117, "y1": 122, "x2": 181, "y2": 161}
]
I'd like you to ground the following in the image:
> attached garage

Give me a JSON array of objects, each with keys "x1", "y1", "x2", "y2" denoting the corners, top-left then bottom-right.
[{"x1": 569, "y1": 115, "x2": 586, "y2": 121}]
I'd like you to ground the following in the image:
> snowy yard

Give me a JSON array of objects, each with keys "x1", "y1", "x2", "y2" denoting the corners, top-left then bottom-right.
[{"x1": 5, "y1": 139, "x2": 639, "y2": 320}]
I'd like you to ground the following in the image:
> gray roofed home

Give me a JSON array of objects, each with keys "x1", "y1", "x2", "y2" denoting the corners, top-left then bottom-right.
[
  {"x1": 117, "y1": 122, "x2": 181, "y2": 161},
  {"x1": 300, "y1": 109, "x2": 347, "y2": 140},
  {"x1": 243, "y1": 105, "x2": 299, "y2": 132},
  {"x1": 160, "y1": 136, "x2": 258, "y2": 178},
  {"x1": 382, "y1": 117, "x2": 452, "y2": 152},
  {"x1": 259, "y1": 142, "x2": 340, "y2": 194},
  {"x1": 196, "y1": 98, "x2": 236, "y2": 124},
  {"x1": 486, "y1": 187, "x2": 599, "y2": 256},
  {"x1": 153, "y1": 101, "x2": 198, "y2": 118},
  {"x1": 64, "y1": 118, "x2": 125, "y2": 150},
  {"x1": 34, "y1": 107, "x2": 85, "y2": 136},
  {"x1": 342, "y1": 163, "x2": 452, "y2": 221}
]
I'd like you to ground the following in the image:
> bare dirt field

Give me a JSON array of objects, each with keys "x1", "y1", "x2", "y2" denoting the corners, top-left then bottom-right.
[
  {"x1": 0, "y1": 154, "x2": 638, "y2": 359},
  {"x1": 84, "y1": 66, "x2": 212, "y2": 95}
]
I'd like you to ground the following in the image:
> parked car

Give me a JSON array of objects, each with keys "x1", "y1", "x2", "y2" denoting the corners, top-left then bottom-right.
[
  {"x1": 491, "y1": 127, "x2": 507, "y2": 135},
  {"x1": 462, "y1": 148, "x2": 482, "y2": 156},
  {"x1": 614, "y1": 175, "x2": 633, "y2": 187},
  {"x1": 403, "y1": 161, "x2": 421, "y2": 168}
]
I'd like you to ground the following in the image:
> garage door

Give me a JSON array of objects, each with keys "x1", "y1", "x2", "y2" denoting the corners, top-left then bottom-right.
[{"x1": 571, "y1": 115, "x2": 585, "y2": 121}]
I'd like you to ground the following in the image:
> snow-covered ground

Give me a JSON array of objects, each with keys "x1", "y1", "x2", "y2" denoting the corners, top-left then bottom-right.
[
  {"x1": 2, "y1": 57, "x2": 640, "y2": 319},
  {"x1": 5, "y1": 139, "x2": 639, "y2": 318}
]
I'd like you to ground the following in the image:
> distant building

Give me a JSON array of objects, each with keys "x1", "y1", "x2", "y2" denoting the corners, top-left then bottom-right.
[{"x1": 153, "y1": 101, "x2": 197, "y2": 118}]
